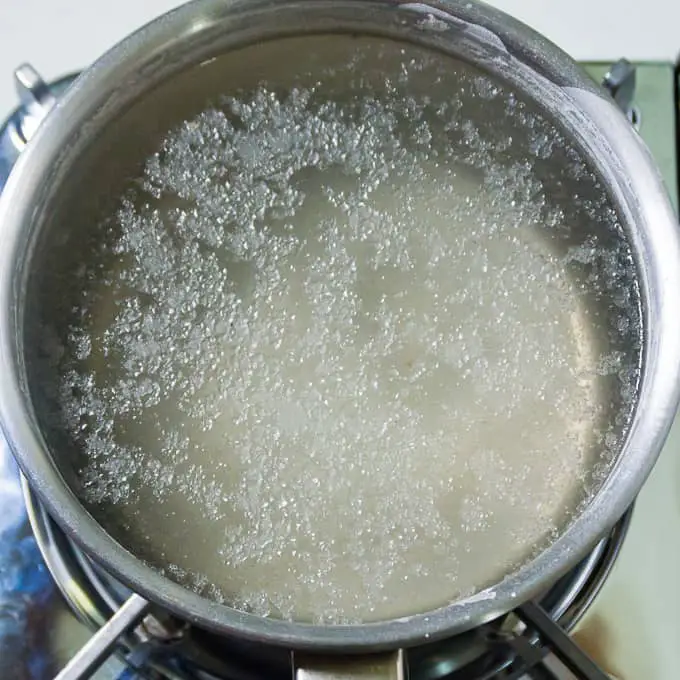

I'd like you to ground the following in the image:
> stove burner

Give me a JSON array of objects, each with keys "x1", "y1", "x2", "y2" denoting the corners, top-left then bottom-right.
[{"x1": 23, "y1": 479, "x2": 631, "y2": 680}]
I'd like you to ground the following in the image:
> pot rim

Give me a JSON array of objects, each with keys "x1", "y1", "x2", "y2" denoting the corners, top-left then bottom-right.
[{"x1": 1, "y1": 0, "x2": 679, "y2": 652}]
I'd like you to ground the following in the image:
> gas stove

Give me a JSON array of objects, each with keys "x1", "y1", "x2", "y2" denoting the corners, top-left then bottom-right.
[{"x1": 0, "y1": 60, "x2": 678, "y2": 680}]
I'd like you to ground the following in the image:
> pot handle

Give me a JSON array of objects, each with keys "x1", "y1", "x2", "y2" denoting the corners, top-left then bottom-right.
[{"x1": 293, "y1": 649, "x2": 405, "y2": 679}]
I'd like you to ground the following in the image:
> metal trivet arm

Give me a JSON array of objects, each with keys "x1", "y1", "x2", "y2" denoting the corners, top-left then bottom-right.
[
  {"x1": 51, "y1": 592, "x2": 197, "y2": 680},
  {"x1": 53, "y1": 593, "x2": 152, "y2": 680},
  {"x1": 483, "y1": 601, "x2": 611, "y2": 680}
]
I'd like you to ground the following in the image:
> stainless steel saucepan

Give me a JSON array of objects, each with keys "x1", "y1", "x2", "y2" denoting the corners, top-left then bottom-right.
[{"x1": 0, "y1": 1, "x2": 679, "y2": 678}]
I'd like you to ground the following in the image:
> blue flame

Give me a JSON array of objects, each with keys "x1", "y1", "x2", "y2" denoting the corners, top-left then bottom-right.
[{"x1": 0, "y1": 438, "x2": 55, "y2": 679}]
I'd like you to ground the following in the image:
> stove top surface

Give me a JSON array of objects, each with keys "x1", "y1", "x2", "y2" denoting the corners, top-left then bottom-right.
[{"x1": 0, "y1": 61, "x2": 678, "y2": 680}]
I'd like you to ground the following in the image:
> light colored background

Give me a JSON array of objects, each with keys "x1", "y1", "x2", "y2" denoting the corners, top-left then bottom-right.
[{"x1": 0, "y1": 0, "x2": 678, "y2": 115}]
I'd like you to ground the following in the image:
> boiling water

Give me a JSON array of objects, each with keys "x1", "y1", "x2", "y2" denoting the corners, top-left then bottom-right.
[{"x1": 29, "y1": 36, "x2": 641, "y2": 623}]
